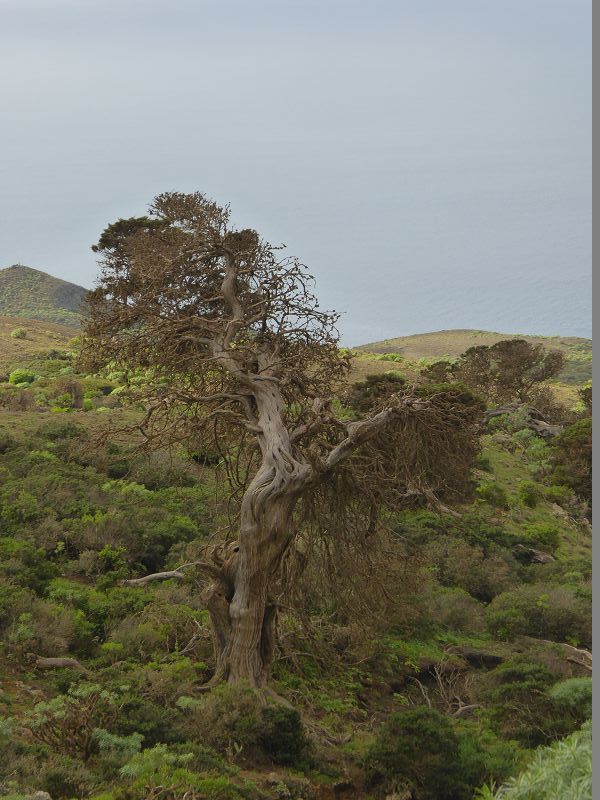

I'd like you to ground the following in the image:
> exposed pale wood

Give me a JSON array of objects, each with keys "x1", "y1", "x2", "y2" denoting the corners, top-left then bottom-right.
[{"x1": 31, "y1": 655, "x2": 91, "y2": 673}]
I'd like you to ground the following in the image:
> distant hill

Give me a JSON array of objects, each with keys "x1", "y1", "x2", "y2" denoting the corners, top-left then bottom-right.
[
  {"x1": 356, "y1": 329, "x2": 592, "y2": 385},
  {"x1": 0, "y1": 264, "x2": 87, "y2": 327}
]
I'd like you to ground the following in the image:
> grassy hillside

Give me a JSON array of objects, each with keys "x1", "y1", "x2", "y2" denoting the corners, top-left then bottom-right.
[
  {"x1": 0, "y1": 264, "x2": 88, "y2": 327},
  {"x1": 356, "y1": 329, "x2": 592, "y2": 385},
  {"x1": 0, "y1": 400, "x2": 591, "y2": 798},
  {"x1": 0, "y1": 327, "x2": 591, "y2": 799},
  {"x1": 0, "y1": 315, "x2": 76, "y2": 372}
]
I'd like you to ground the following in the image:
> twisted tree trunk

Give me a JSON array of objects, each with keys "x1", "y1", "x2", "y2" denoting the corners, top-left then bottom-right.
[
  {"x1": 122, "y1": 380, "x2": 407, "y2": 689},
  {"x1": 203, "y1": 379, "x2": 312, "y2": 688}
]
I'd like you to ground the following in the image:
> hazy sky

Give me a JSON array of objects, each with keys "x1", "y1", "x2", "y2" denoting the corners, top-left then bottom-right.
[{"x1": 0, "y1": 0, "x2": 591, "y2": 343}]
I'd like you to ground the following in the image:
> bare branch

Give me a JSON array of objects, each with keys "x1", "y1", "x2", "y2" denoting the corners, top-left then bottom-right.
[{"x1": 120, "y1": 560, "x2": 225, "y2": 587}]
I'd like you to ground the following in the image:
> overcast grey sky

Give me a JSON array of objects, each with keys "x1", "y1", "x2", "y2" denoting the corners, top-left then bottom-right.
[{"x1": 0, "y1": 0, "x2": 591, "y2": 343}]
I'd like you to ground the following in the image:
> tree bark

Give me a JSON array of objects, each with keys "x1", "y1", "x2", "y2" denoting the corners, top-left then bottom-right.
[
  {"x1": 123, "y1": 389, "x2": 417, "y2": 689},
  {"x1": 200, "y1": 390, "x2": 418, "y2": 688},
  {"x1": 203, "y1": 379, "x2": 312, "y2": 688}
]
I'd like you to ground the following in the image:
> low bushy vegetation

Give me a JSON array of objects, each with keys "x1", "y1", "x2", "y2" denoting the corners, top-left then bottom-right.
[{"x1": 0, "y1": 320, "x2": 591, "y2": 799}]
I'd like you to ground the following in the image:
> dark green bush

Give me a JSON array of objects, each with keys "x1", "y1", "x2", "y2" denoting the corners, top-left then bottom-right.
[
  {"x1": 485, "y1": 583, "x2": 591, "y2": 645},
  {"x1": 424, "y1": 536, "x2": 514, "y2": 601},
  {"x1": 179, "y1": 683, "x2": 309, "y2": 768},
  {"x1": 36, "y1": 419, "x2": 87, "y2": 441},
  {"x1": 259, "y1": 704, "x2": 309, "y2": 766},
  {"x1": 551, "y1": 418, "x2": 592, "y2": 506},
  {"x1": 364, "y1": 707, "x2": 470, "y2": 800},
  {"x1": 454, "y1": 721, "x2": 523, "y2": 790},
  {"x1": 481, "y1": 657, "x2": 578, "y2": 746},
  {"x1": 476, "y1": 454, "x2": 493, "y2": 472},
  {"x1": 345, "y1": 372, "x2": 407, "y2": 412},
  {"x1": 39, "y1": 754, "x2": 97, "y2": 799},
  {"x1": 116, "y1": 695, "x2": 183, "y2": 746},
  {"x1": 0, "y1": 427, "x2": 16, "y2": 453},
  {"x1": 549, "y1": 677, "x2": 592, "y2": 723}
]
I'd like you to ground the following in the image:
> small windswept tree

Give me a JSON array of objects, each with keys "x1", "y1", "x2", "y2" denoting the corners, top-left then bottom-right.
[
  {"x1": 422, "y1": 340, "x2": 565, "y2": 405},
  {"x1": 82, "y1": 192, "x2": 483, "y2": 690}
]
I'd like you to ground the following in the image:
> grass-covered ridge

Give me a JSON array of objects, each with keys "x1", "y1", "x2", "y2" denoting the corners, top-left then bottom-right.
[
  {"x1": 0, "y1": 264, "x2": 88, "y2": 327},
  {"x1": 356, "y1": 329, "x2": 592, "y2": 385}
]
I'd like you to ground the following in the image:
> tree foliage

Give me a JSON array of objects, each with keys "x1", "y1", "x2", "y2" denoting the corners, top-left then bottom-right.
[
  {"x1": 81, "y1": 191, "x2": 483, "y2": 688},
  {"x1": 422, "y1": 339, "x2": 565, "y2": 404},
  {"x1": 550, "y1": 417, "x2": 592, "y2": 506}
]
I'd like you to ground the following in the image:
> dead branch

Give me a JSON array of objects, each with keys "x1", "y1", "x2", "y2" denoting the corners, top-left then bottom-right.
[
  {"x1": 29, "y1": 654, "x2": 91, "y2": 674},
  {"x1": 120, "y1": 559, "x2": 226, "y2": 587},
  {"x1": 120, "y1": 570, "x2": 186, "y2": 587}
]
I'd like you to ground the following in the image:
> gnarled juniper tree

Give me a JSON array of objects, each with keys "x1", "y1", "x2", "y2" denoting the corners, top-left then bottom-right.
[{"x1": 83, "y1": 192, "x2": 483, "y2": 690}]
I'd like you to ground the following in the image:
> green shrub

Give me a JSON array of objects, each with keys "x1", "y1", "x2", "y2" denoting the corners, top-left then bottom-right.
[
  {"x1": 132, "y1": 658, "x2": 205, "y2": 708},
  {"x1": 544, "y1": 484, "x2": 576, "y2": 507},
  {"x1": 110, "y1": 602, "x2": 208, "y2": 660},
  {"x1": 116, "y1": 693, "x2": 183, "y2": 747},
  {"x1": 10, "y1": 327, "x2": 27, "y2": 339},
  {"x1": 5, "y1": 599, "x2": 88, "y2": 659},
  {"x1": 0, "y1": 427, "x2": 16, "y2": 453},
  {"x1": 424, "y1": 536, "x2": 514, "y2": 602},
  {"x1": 22, "y1": 683, "x2": 123, "y2": 761},
  {"x1": 479, "y1": 721, "x2": 591, "y2": 800},
  {"x1": 516, "y1": 480, "x2": 541, "y2": 508},
  {"x1": 37, "y1": 419, "x2": 86, "y2": 440},
  {"x1": 510, "y1": 427, "x2": 538, "y2": 448},
  {"x1": 481, "y1": 657, "x2": 574, "y2": 745},
  {"x1": 487, "y1": 408, "x2": 531, "y2": 434},
  {"x1": 259, "y1": 704, "x2": 309, "y2": 766},
  {"x1": 116, "y1": 743, "x2": 254, "y2": 800},
  {"x1": 179, "y1": 682, "x2": 309, "y2": 767},
  {"x1": 476, "y1": 481, "x2": 509, "y2": 509},
  {"x1": 430, "y1": 587, "x2": 485, "y2": 633},
  {"x1": 346, "y1": 372, "x2": 407, "y2": 412},
  {"x1": 520, "y1": 522, "x2": 561, "y2": 552},
  {"x1": 364, "y1": 707, "x2": 470, "y2": 800},
  {"x1": 94, "y1": 728, "x2": 144, "y2": 771},
  {"x1": 485, "y1": 583, "x2": 590, "y2": 645},
  {"x1": 0, "y1": 537, "x2": 57, "y2": 592},
  {"x1": 551, "y1": 418, "x2": 592, "y2": 505},
  {"x1": 455, "y1": 721, "x2": 523, "y2": 792},
  {"x1": 38, "y1": 754, "x2": 97, "y2": 800},
  {"x1": 476, "y1": 454, "x2": 493, "y2": 472},
  {"x1": 8, "y1": 369, "x2": 36, "y2": 385},
  {"x1": 549, "y1": 677, "x2": 592, "y2": 722}
]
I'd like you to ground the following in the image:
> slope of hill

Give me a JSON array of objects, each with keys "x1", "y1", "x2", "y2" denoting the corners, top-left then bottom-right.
[
  {"x1": 0, "y1": 338, "x2": 592, "y2": 799},
  {"x1": 0, "y1": 264, "x2": 88, "y2": 326},
  {"x1": 0, "y1": 315, "x2": 76, "y2": 372},
  {"x1": 356, "y1": 329, "x2": 592, "y2": 384}
]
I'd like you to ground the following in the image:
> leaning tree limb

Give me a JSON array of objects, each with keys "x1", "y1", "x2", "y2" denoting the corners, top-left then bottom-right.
[
  {"x1": 28, "y1": 654, "x2": 91, "y2": 674},
  {"x1": 119, "y1": 559, "x2": 224, "y2": 587},
  {"x1": 483, "y1": 403, "x2": 563, "y2": 439},
  {"x1": 120, "y1": 570, "x2": 186, "y2": 587}
]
